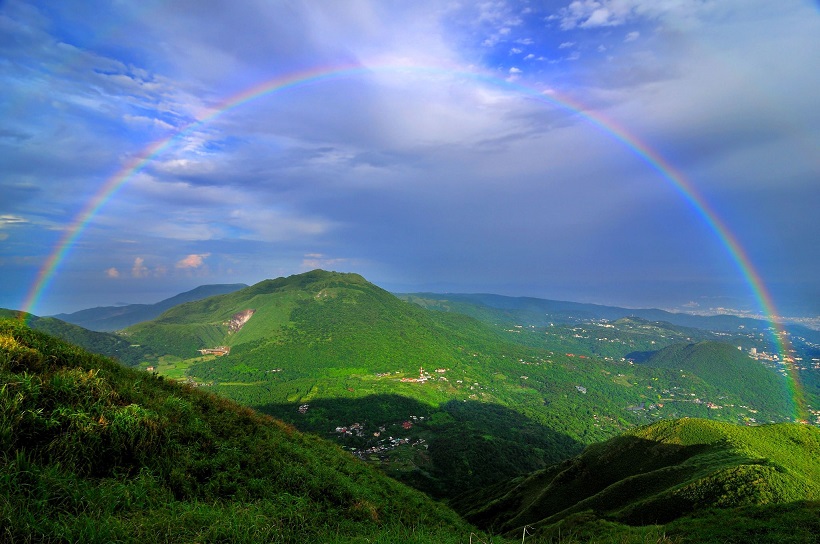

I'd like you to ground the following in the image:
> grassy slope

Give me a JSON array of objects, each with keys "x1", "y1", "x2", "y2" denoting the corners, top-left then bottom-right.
[
  {"x1": 0, "y1": 319, "x2": 484, "y2": 543},
  {"x1": 455, "y1": 418, "x2": 820, "y2": 540}
]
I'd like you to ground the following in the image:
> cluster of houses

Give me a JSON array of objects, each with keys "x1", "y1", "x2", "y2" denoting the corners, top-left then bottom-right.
[
  {"x1": 399, "y1": 367, "x2": 448, "y2": 383},
  {"x1": 352, "y1": 436, "x2": 427, "y2": 461}
]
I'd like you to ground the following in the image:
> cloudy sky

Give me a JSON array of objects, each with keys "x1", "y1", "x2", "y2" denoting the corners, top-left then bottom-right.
[{"x1": 1, "y1": 0, "x2": 818, "y2": 317}]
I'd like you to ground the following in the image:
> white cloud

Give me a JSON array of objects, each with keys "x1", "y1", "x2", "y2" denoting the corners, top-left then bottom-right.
[
  {"x1": 0, "y1": 215, "x2": 28, "y2": 226},
  {"x1": 554, "y1": 0, "x2": 757, "y2": 31},
  {"x1": 624, "y1": 30, "x2": 640, "y2": 42},
  {"x1": 176, "y1": 253, "x2": 210, "y2": 269},
  {"x1": 105, "y1": 267, "x2": 120, "y2": 278},
  {"x1": 132, "y1": 257, "x2": 148, "y2": 278},
  {"x1": 559, "y1": 41, "x2": 575, "y2": 49}
]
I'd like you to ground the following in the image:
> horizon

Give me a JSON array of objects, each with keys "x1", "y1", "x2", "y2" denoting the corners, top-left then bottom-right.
[
  {"x1": 37, "y1": 271, "x2": 820, "y2": 330},
  {"x1": 2, "y1": 1, "x2": 818, "y2": 320}
]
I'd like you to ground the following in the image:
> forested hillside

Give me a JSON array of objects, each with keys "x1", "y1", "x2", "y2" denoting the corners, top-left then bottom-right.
[{"x1": 639, "y1": 341, "x2": 792, "y2": 416}]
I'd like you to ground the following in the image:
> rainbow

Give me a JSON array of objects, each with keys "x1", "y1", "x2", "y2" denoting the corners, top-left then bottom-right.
[{"x1": 19, "y1": 63, "x2": 807, "y2": 420}]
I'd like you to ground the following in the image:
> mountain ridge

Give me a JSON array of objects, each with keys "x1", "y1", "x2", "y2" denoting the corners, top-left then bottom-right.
[{"x1": 52, "y1": 283, "x2": 249, "y2": 331}]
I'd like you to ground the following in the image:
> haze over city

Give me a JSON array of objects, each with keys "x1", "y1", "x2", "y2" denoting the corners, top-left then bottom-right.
[{"x1": 1, "y1": 0, "x2": 818, "y2": 318}]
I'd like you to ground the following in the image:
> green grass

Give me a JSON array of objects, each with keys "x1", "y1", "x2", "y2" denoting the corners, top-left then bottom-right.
[{"x1": 0, "y1": 318, "x2": 488, "y2": 543}]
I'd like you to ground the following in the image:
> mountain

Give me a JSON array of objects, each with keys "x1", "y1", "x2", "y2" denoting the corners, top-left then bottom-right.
[
  {"x1": 52, "y1": 283, "x2": 248, "y2": 331},
  {"x1": 454, "y1": 418, "x2": 820, "y2": 542},
  {"x1": 113, "y1": 270, "x2": 796, "y2": 500},
  {"x1": 0, "y1": 318, "x2": 480, "y2": 543}
]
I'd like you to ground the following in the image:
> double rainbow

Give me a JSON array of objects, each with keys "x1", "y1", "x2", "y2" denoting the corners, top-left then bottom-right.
[{"x1": 20, "y1": 64, "x2": 806, "y2": 420}]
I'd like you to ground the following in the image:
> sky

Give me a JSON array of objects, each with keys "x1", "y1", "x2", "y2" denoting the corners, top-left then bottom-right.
[{"x1": 1, "y1": 0, "x2": 818, "y2": 318}]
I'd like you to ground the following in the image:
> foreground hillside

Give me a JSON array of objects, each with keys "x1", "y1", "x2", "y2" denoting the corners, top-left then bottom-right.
[
  {"x1": 0, "y1": 319, "x2": 480, "y2": 543},
  {"x1": 455, "y1": 418, "x2": 820, "y2": 542}
]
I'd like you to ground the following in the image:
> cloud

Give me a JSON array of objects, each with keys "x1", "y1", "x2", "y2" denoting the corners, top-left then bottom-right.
[
  {"x1": 176, "y1": 253, "x2": 211, "y2": 269},
  {"x1": 105, "y1": 267, "x2": 120, "y2": 278},
  {"x1": 132, "y1": 257, "x2": 148, "y2": 278},
  {"x1": 557, "y1": 0, "x2": 638, "y2": 29},
  {"x1": 0, "y1": 215, "x2": 28, "y2": 226},
  {"x1": 624, "y1": 31, "x2": 640, "y2": 42}
]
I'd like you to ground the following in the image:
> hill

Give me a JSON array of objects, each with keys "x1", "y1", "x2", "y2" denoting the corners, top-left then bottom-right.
[
  {"x1": 401, "y1": 293, "x2": 819, "y2": 416},
  {"x1": 454, "y1": 418, "x2": 820, "y2": 542},
  {"x1": 638, "y1": 341, "x2": 792, "y2": 417},
  {"x1": 0, "y1": 318, "x2": 482, "y2": 543},
  {"x1": 52, "y1": 283, "x2": 248, "y2": 331},
  {"x1": 120, "y1": 271, "x2": 590, "y2": 495}
]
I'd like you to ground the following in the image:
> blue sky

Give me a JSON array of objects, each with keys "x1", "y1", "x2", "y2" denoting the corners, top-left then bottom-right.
[{"x1": 1, "y1": 0, "x2": 818, "y2": 318}]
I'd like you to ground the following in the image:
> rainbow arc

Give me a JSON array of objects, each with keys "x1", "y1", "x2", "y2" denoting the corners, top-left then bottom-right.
[{"x1": 20, "y1": 64, "x2": 807, "y2": 421}]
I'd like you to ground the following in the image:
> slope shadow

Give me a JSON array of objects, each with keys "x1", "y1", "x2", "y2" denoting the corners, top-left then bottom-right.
[
  {"x1": 257, "y1": 394, "x2": 583, "y2": 499},
  {"x1": 625, "y1": 349, "x2": 659, "y2": 363},
  {"x1": 458, "y1": 434, "x2": 773, "y2": 535}
]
